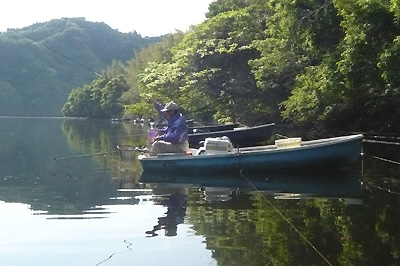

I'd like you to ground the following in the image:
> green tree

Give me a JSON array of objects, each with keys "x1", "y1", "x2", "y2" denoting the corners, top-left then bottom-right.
[
  {"x1": 62, "y1": 85, "x2": 93, "y2": 117},
  {"x1": 100, "y1": 75, "x2": 130, "y2": 118},
  {"x1": 123, "y1": 32, "x2": 186, "y2": 119},
  {"x1": 282, "y1": 0, "x2": 400, "y2": 131},
  {"x1": 116, "y1": 0, "x2": 400, "y2": 131},
  {"x1": 62, "y1": 75, "x2": 128, "y2": 118},
  {"x1": 133, "y1": 2, "x2": 271, "y2": 124}
]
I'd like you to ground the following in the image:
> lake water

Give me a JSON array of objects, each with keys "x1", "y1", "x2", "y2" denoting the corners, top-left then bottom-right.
[{"x1": 0, "y1": 118, "x2": 399, "y2": 266}]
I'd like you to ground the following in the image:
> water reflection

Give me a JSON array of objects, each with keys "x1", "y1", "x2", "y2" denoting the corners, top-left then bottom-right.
[
  {"x1": 145, "y1": 185, "x2": 188, "y2": 237},
  {"x1": 0, "y1": 118, "x2": 143, "y2": 216},
  {"x1": 139, "y1": 169, "x2": 363, "y2": 202},
  {"x1": 2, "y1": 118, "x2": 400, "y2": 266},
  {"x1": 140, "y1": 170, "x2": 366, "y2": 266}
]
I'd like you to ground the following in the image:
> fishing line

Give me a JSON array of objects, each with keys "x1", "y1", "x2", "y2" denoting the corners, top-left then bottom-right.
[
  {"x1": 364, "y1": 135, "x2": 400, "y2": 141},
  {"x1": 125, "y1": 90, "x2": 142, "y2": 99},
  {"x1": 368, "y1": 185, "x2": 400, "y2": 195},
  {"x1": 94, "y1": 238, "x2": 134, "y2": 266},
  {"x1": 41, "y1": 43, "x2": 102, "y2": 77},
  {"x1": 275, "y1": 133, "x2": 290, "y2": 139},
  {"x1": 54, "y1": 151, "x2": 118, "y2": 161},
  {"x1": 239, "y1": 170, "x2": 334, "y2": 266},
  {"x1": 370, "y1": 155, "x2": 400, "y2": 166},
  {"x1": 363, "y1": 139, "x2": 400, "y2": 146},
  {"x1": 379, "y1": 107, "x2": 400, "y2": 131},
  {"x1": 25, "y1": 36, "x2": 101, "y2": 77},
  {"x1": 237, "y1": 122, "x2": 248, "y2": 128}
]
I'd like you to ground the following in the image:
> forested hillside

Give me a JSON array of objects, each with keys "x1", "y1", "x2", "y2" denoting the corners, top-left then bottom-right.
[
  {"x1": 58, "y1": 0, "x2": 400, "y2": 132},
  {"x1": 0, "y1": 17, "x2": 160, "y2": 116},
  {"x1": 117, "y1": 0, "x2": 399, "y2": 132}
]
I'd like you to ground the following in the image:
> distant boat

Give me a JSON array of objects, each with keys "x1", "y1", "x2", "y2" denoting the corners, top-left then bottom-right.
[
  {"x1": 138, "y1": 134, "x2": 364, "y2": 175},
  {"x1": 189, "y1": 123, "x2": 275, "y2": 147}
]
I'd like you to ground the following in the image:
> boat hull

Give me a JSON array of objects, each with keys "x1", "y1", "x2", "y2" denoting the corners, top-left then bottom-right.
[
  {"x1": 139, "y1": 134, "x2": 364, "y2": 175},
  {"x1": 189, "y1": 123, "x2": 275, "y2": 147}
]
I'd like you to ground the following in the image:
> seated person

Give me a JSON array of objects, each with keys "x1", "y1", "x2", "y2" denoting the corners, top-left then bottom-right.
[{"x1": 146, "y1": 99, "x2": 189, "y2": 155}]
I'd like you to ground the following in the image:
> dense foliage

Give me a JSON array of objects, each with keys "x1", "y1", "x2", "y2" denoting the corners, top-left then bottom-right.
[
  {"x1": 4, "y1": 1, "x2": 399, "y2": 131},
  {"x1": 121, "y1": 0, "x2": 400, "y2": 132},
  {"x1": 281, "y1": 0, "x2": 400, "y2": 131},
  {"x1": 62, "y1": 74, "x2": 129, "y2": 119},
  {"x1": 0, "y1": 18, "x2": 160, "y2": 116}
]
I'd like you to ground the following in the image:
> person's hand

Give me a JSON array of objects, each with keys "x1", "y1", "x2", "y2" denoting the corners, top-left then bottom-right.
[
  {"x1": 154, "y1": 135, "x2": 162, "y2": 141},
  {"x1": 146, "y1": 98, "x2": 155, "y2": 104}
]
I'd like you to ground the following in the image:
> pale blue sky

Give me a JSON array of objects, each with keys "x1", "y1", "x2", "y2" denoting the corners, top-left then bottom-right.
[{"x1": 0, "y1": 0, "x2": 214, "y2": 36}]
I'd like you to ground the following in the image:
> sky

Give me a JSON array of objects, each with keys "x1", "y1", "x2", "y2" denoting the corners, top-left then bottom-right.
[{"x1": 0, "y1": 0, "x2": 215, "y2": 36}]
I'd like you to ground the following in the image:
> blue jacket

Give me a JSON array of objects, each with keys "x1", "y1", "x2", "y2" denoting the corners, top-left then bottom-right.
[{"x1": 155, "y1": 103, "x2": 188, "y2": 144}]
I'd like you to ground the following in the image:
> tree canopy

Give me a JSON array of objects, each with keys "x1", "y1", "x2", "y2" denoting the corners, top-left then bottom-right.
[{"x1": 65, "y1": 1, "x2": 400, "y2": 132}]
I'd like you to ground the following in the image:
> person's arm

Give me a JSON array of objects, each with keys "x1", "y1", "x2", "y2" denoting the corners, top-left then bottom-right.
[
  {"x1": 160, "y1": 116, "x2": 187, "y2": 143},
  {"x1": 162, "y1": 126, "x2": 184, "y2": 143},
  {"x1": 146, "y1": 98, "x2": 164, "y2": 117}
]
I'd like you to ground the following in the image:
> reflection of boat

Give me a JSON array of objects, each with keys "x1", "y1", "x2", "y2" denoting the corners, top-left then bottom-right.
[
  {"x1": 139, "y1": 134, "x2": 364, "y2": 175},
  {"x1": 188, "y1": 123, "x2": 240, "y2": 134},
  {"x1": 188, "y1": 123, "x2": 275, "y2": 147},
  {"x1": 140, "y1": 170, "x2": 363, "y2": 202}
]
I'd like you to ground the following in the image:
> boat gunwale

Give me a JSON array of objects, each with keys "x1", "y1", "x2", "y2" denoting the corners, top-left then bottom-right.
[
  {"x1": 239, "y1": 134, "x2": 363, "y2": 153},
  {"x1": 139, "y1": 134, "x2": 364, "y2": 161}
]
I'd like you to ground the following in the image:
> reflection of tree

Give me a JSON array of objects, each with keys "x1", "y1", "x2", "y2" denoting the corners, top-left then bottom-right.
[
  {"x1": 61, "y1": 119, "x2": 146, "y2": 186},
  {"x1": 188, "y1": 190, "x2": 266, "y2": 265},
  {"x1": 344, "y1": 145, "x2": 400, "y2": 266},
  {"x1": 251, "y1": 197, "x2": 346, "y2": 266},
  {"x1": 0, "y1": 118, "x2": 146, "y2": 215},
  {"x1": 187, "y1": 187, "x2": 400, "y2": 266},
  {"x1": 338, "y1": 179, "x2": 400, "y2": 265},
  {"x1": 146, "y1": 185, "x2": 188, "y2": 237},
  {"x1": 62, "y1": 119, "x2": 146, "y2": 153}
]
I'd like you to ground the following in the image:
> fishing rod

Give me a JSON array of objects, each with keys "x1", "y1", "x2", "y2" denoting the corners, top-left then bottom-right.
[
  {"x1": 54, "y1": 144, "x2": 148, "y2": 161},
  {"x1": 125, "y1": 90, "x2": 143, "y2": 99},
  {"x1": 53, "y1": 151, "x2": 118, "y2": 161},
  {"x1": 26, "y1": 36, "x2": 102, "y2": 77},
  {"x1": 42, "y1": 43, "x2": 102, "y2": 77}
]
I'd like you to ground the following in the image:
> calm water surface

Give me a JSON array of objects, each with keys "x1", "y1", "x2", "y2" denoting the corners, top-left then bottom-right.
[{"x1": 0, "y1": 118, "x2": 399, "y2": 266}]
